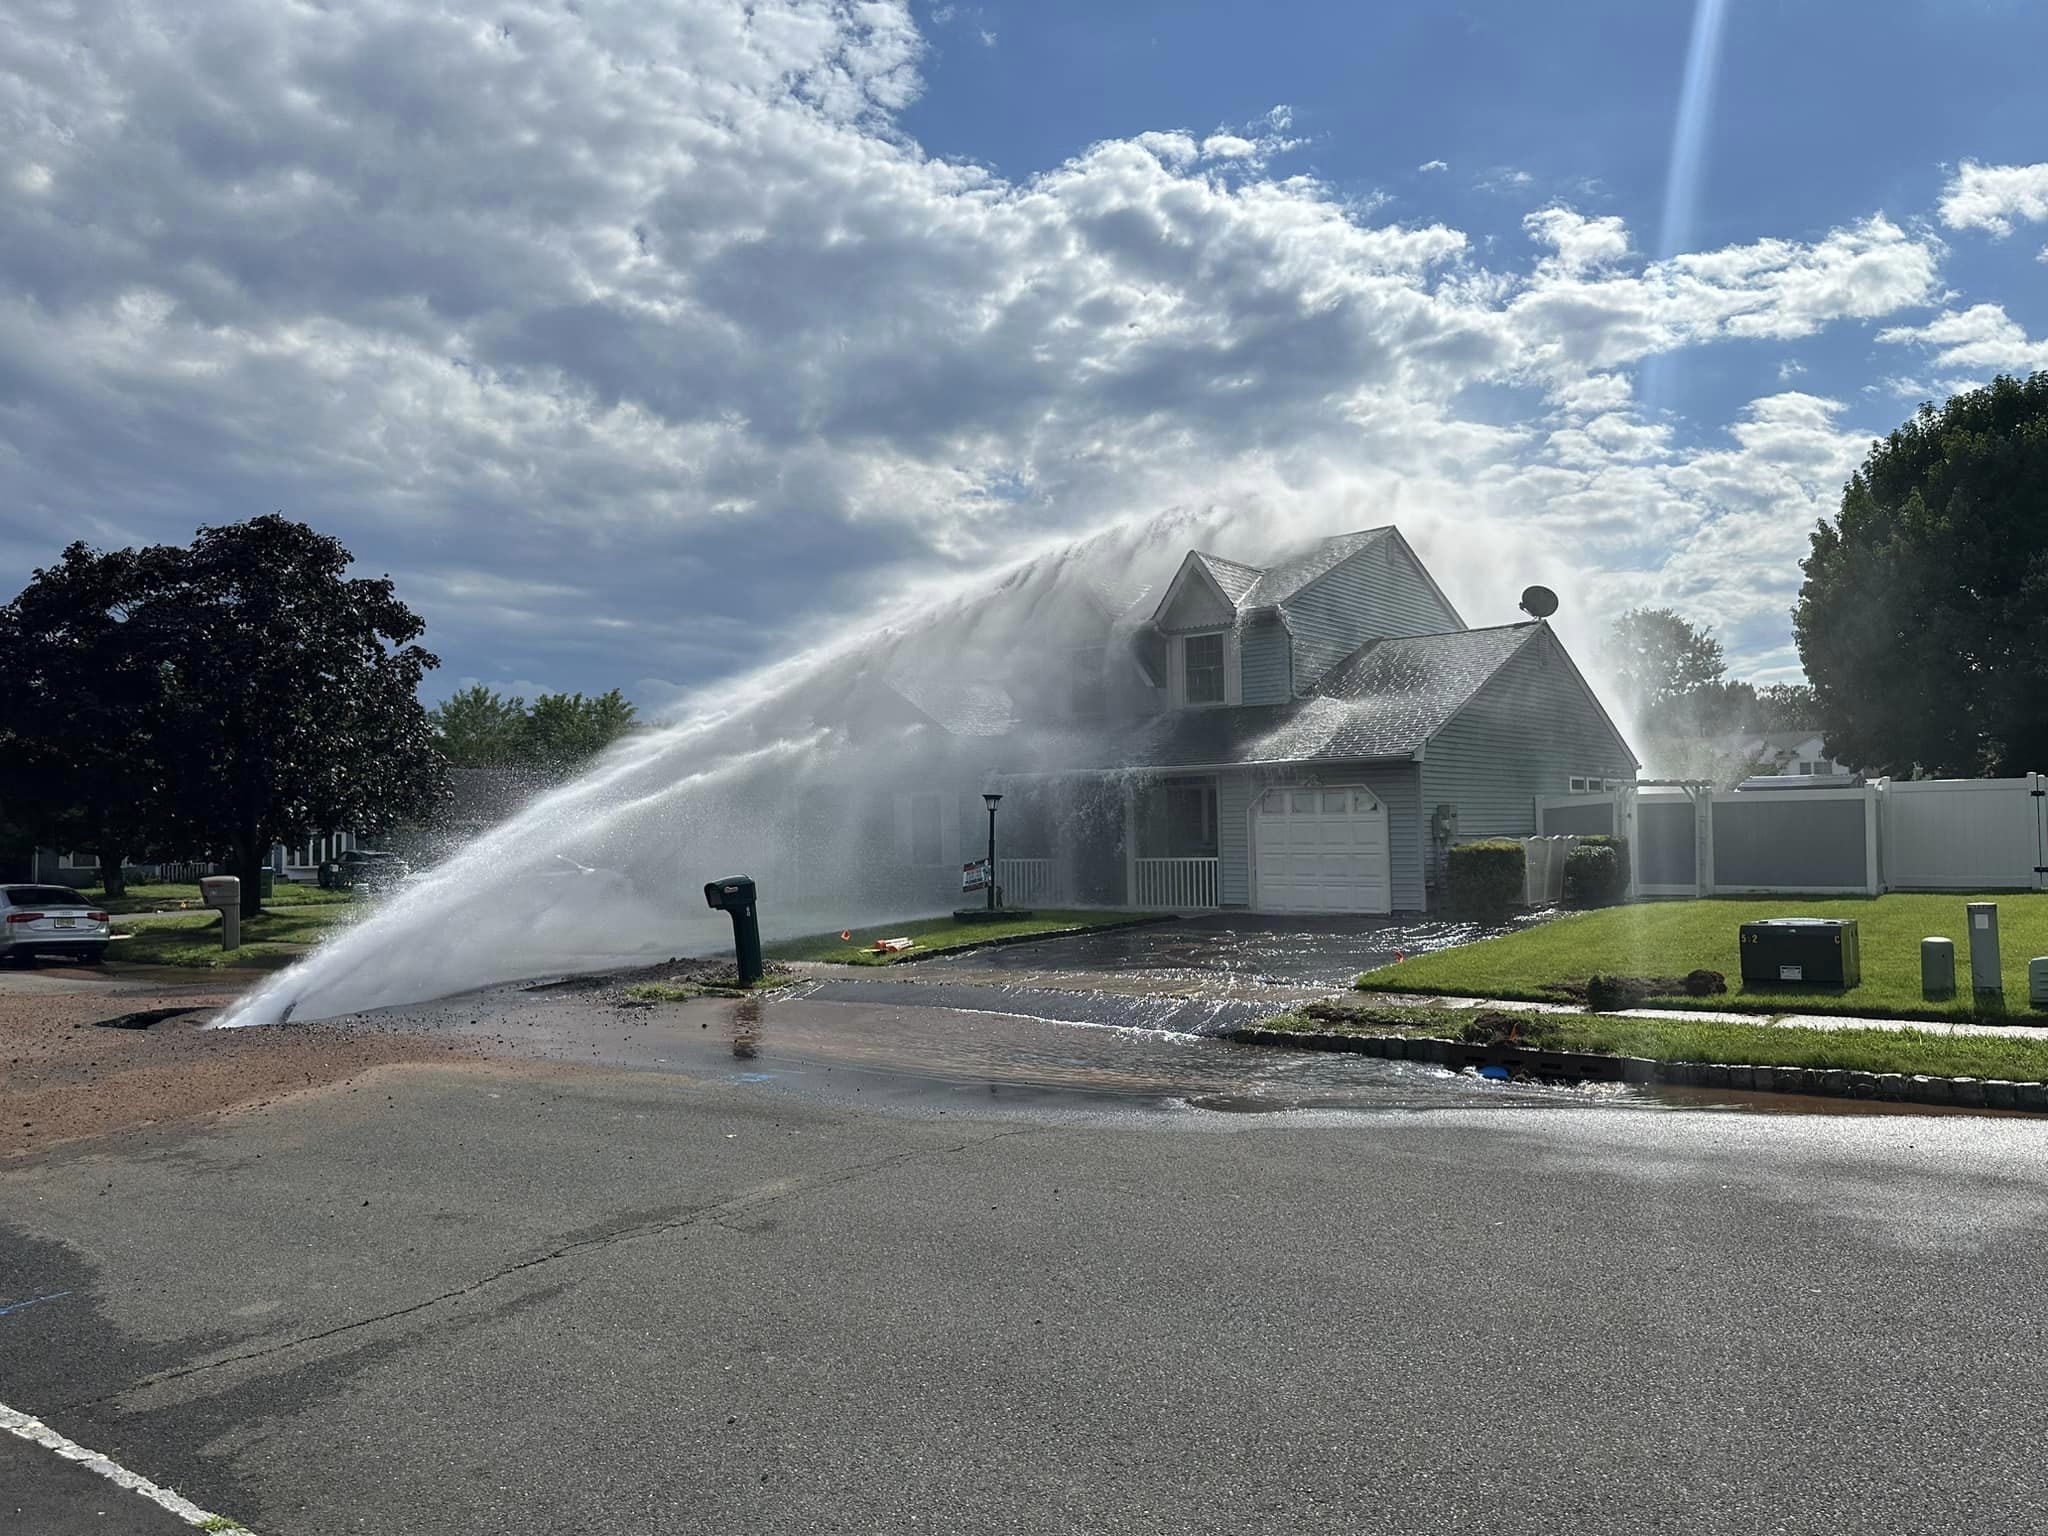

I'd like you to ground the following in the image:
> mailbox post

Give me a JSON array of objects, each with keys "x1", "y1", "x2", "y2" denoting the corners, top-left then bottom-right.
[
  {"x1": 703, "y1": 875, "x2": 763, "y2": 986},
  {"x1": 201, "y1": 875, "x2": 241, "y2": 952}
]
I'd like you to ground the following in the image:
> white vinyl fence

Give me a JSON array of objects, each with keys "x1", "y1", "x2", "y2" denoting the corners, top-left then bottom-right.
[
  {"x1": 1882, "y1": 775, "x2": 2047, "y2": 890},
  {"x1": 1537, "y1": 774, "x2": 2047, "y2": 898},
  {"x1": 1134, "y1": 856, "x2": 1220, "y2": 910},
  {"x1": 996, "y1": 857, "x2": 1065, "y2": 907}
]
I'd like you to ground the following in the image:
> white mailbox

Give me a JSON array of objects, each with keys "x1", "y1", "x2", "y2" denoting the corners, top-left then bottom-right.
[{"x1": 200, "y1": 876, "x2": 241, "y2": 911}]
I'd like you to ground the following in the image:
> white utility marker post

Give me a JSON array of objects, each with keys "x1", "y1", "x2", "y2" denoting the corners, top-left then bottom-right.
[{"x1": 201, "y1": 875, "x2": 241, "y2": 952}]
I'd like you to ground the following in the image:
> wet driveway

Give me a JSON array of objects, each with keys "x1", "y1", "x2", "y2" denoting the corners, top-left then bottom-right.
[{"x1": 926, "y1": 909, "x2": 1551, "y2": 989}]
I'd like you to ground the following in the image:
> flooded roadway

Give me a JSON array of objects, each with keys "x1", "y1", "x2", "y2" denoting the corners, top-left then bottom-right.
[{"x1": 343, "y1": 974, "x2": 1956, "y2": 1121}]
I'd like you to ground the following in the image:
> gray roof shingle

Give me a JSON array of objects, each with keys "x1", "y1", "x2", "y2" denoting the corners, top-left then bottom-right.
[
  {"x1": 1238, "y1": 527, "x2": 1393, "y2": 610},
  {"x1": 1023, "y1": 623, "x2": 1539, "y2": 771}
]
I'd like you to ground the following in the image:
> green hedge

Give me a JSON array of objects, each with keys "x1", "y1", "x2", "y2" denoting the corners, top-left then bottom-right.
[
  {"x1": 1446, "y1": 839, "x2": 1526, "y2": 914},
  {"x1": 1564, "y1": 836, "x2": 1631, "y2": 907}
]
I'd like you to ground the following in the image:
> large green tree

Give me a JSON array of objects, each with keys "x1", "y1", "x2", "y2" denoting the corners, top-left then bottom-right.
[
  {"x1": 0, "y1": 543, "x2": 186, "y2": 896},
  {"x1": 1795, "y1": 372, "x2": 2048, "y2": 777},
  {"x1": 144, "y1": 515, "x2": 449, "y2": 915},
  {"x1": 1602, "y1": 607, "x2": 1729, "y2": 732}
]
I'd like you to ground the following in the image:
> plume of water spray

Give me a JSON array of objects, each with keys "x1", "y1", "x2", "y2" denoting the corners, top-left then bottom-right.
[{"x1": 222, "y1": 499, "x2": 1585, "y2": 1028}]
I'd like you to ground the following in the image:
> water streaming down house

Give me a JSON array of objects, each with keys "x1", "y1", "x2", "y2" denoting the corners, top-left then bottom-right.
[{"x1": 223, "y1": 506, "x2": 1636, "y2": 1027}]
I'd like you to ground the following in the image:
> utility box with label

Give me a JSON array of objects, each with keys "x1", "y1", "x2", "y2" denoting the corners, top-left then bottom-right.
[{"x1": 1738, "y1": 917, "x2": 1861, "y2": 988}]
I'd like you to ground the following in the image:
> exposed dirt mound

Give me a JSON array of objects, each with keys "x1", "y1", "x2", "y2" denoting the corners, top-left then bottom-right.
[{"x1": 1555, "y1": 970, "x2": 1728, "y2": 1010}]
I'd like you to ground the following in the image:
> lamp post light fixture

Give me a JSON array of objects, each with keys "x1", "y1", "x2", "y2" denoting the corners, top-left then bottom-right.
[{"x1": 982, "y1": 792, "x2": 1003, "y2": 911}]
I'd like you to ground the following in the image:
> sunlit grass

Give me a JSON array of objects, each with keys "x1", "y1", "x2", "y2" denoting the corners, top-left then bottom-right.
[
  {"x1": 110, "y1": 903, "x2": 359, "y2": 968},
  {"x1": 1267, "y1": 999, "x2": 2048, "y2": 1081},
  {"x1": 79, "y1": 880, "x2": 358, "y2": 915},
  {"x1": 1359, "y1": 894, "x2": 2048, "y2": 1022}
]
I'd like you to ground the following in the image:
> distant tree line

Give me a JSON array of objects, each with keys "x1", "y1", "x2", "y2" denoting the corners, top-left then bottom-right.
[{"x1": 428, "y1": 685, "x2": 638, "y2": 771}]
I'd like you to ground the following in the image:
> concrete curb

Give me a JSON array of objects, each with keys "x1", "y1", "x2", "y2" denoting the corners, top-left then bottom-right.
[{"x1": 1222, "y1": 1027, "x2": 2048, "y2": 1114}]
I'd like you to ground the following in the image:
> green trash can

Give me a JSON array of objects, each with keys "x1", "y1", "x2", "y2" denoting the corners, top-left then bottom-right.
[{"x1": 259, "y1": 868, "x2": 276, "y2": 900}]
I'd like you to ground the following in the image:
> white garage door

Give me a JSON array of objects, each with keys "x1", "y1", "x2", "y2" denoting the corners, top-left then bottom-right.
[{"x1": 1253, "y1": 786, "x2": 1392, "y2": 914}]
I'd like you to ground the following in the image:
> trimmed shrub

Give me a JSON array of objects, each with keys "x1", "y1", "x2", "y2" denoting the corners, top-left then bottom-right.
[
  {"x1": 1564, "y1": 835, "x2": 1631, "y2": 907},
  {"x1": 1445, "y1": 839, "x2": 1526, "y2": 915}
]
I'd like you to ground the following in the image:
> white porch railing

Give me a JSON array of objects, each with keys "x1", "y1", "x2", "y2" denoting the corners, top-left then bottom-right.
[
  {"x1": 1134, "y1": 856, "x2": 1218, "y2": 910},
  {"x1": 997, "y1": 858, "x2": 1063, "y2": 907}
]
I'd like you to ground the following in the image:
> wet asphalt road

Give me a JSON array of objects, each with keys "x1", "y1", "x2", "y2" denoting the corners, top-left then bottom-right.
[{"x1": 5, "y1": 989, "x2": 2048, "y2": 1534}]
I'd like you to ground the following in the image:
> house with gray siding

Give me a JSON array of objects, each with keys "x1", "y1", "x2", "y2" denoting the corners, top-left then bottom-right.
[{"x1": 875, "y1": 526, "x2": 1635, "y2": 914}]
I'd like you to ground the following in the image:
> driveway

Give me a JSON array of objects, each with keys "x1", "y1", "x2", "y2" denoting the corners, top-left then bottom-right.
[{"x1": 928, "y1": 910, "x2": 1543, "y2": 990}]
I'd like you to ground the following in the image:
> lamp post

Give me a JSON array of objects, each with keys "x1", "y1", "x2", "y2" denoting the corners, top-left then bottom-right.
[{"x1": 982, "y1": 792, "x2": 1002, "y2": 911}]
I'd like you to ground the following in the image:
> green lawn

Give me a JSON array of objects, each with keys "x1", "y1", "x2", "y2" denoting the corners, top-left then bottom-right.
[
  {"x1": 1266, "y1": 999, "x2": 2048, "y2": 1082},
  {"x1": 1359, "y1": 894, "x2": 2048, "y2": 1022},
  {"x1": 110, "y1": 903, "x2": 360, "y2": 968},
  {"x1": 79, "y1": 881, "x2": 358, "y2": 915},
  {"x1": 766, "y1": 909, "x2": 1165, "y2": 966}
]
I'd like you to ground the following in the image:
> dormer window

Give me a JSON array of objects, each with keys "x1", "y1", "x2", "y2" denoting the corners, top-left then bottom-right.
[{"x1": 1184, "y1": 633, "x2": 1225, "y2": 705}]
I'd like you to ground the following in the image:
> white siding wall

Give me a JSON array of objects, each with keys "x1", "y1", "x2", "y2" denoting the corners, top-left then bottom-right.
[
  {"x1": 1419, "y1": 629, "x2": 1635, "y2": 900},
  {"x1": 1283, "y1": 540, "x2": 1465, "y2": 688}
]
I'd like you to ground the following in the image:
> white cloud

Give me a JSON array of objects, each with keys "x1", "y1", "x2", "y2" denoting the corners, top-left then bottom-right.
[
  {"x1": 979, "y1": 27, "x2": 996, "y2": 46},
  {"x1": 1523, "y1": 207, "x2": 1630, "y2": 273},
  {"x1": 0, "y1": 0, "x2": 1977, "y2": 696},
  {"x1": 1477, "y1": 167, "x2": 1534, "y2": 193},
  {"x1": 1776, "y1": 359, "x2": 1805, "y2": 381},
  {"x1": 1877, "y1": 303, "x2": 2048, "y2": 374},
  {"x1": 1939, "y1": 160, "x2": 2048, "y2": 236},
  {"x1": 1417, "y1": 159, "x2": 1448, "y2": 173}
]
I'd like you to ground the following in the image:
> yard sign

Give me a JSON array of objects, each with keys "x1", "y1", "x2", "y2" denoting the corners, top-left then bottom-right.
[{"x1": 961, "y1": 857, "x2": 990, "y2": 893}]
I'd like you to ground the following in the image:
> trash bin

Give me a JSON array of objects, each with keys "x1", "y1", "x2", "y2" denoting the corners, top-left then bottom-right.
[
  {"x1": 318, "y1": 861, "x2": 339, "y2": 890},
  {"x1": 259, "y1": 868, "x2": 276, "y2": 900}
]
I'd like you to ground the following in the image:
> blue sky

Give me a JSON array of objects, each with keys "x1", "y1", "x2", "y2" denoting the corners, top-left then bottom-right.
[{"x1": 2, "y1": 0, "x2": 2044, "y2": 713}]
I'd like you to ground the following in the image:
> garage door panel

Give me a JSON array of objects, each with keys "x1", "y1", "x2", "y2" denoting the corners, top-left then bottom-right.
[{"x1": 1253, "y1": 786, "x2": 1392, "y2": 915}]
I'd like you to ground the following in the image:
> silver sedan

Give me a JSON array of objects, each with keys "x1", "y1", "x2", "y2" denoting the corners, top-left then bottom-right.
[{"x1": 0, "y1": 884, "x2": 113, "y2": 963}]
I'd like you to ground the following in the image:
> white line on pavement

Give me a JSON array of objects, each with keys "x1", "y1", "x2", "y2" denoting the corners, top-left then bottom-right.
[{"x1": 0, "y1": 1399, "x2": 252, "y2": 1531}]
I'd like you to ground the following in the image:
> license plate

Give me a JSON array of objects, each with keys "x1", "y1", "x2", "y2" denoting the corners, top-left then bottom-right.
[{"x1": 54, "y1": 917, "x2": 76, "y2": 929}]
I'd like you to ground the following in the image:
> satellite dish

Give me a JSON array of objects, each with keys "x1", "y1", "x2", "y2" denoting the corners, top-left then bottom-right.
[{"x1": 1519, "y1": 585, "x2": 1559, "y2": 619}]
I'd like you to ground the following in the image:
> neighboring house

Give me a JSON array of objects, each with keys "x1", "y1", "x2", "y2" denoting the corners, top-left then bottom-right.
[
  {"x1": 1748, "y1": 730, "x2": 1854, "y2": 778},
  {"x1": 1642, "y1": 728, "x2": 1853, "y2": 788},
  {"x1": 847, "y1": 526, "x2": 1637, "y2": 915}
]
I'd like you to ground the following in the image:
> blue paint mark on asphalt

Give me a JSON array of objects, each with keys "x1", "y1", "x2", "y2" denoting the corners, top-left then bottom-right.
[
  {"x1": 733, "y1": 1072, "x2": 775, "y2": 1082},
  {"x1": 0, "y1": 1290, "x2": 71, "y2": 1319}
]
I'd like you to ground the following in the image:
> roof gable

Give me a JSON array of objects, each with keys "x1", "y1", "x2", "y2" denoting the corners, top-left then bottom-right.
[{"x1": 1151, "y1": 551, "x2": 1241, "y2": 632}]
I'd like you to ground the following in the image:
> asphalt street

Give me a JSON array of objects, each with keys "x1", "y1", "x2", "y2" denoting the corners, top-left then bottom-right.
[{"x1": 5, "y1": 991, "x2": 2048, "y2": 1534}]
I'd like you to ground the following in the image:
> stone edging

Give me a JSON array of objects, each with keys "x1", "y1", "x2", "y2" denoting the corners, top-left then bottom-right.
[{"x1": 1223, "y1": 1027, "x2": 2048, "y2": 1113}]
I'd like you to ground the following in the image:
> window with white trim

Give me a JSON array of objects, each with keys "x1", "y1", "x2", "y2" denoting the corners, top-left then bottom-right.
[{"x1": 1183, "y1": 632, "x2": 1225, "y2": 705}]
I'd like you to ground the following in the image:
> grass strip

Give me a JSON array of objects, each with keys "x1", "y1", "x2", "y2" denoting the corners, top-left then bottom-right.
[
  {"x1": 625, "y1": 975, "x2": 799, "y2": 1002},
  {"x1": 79, "y1": 881, "x2": 359, "y2": 915},
  {"x1": 1267, "y1": 998, "x2": 2048, "y2": 1082},
  {"x1": 110, "y1": 904, "x2": 358, "y2": 968},
  {"x1": 766, "y1": 909, "x2": 1166, "y2": 966},
  {"x1": 1357, "y1": 893, "x2": 2048, "y2": 1023}
]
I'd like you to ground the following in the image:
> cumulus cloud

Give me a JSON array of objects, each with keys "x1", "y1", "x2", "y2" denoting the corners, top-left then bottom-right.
[
  {"x1": 1877, "y1": 303, "x2": 2048, "y2": 375},
  {"x1": 1417, "y1": 159, "x2": 1448, "y2": 173},
  {"x1": 1939, "y1": 160, "x2": 2048, "y2": 236},
  {"x1": 1524, "y1": 207, "x2": 1631, "y2": 273},
  {"x1": 0, "y1": 0, "x2": 1977, "y2": 694}
]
